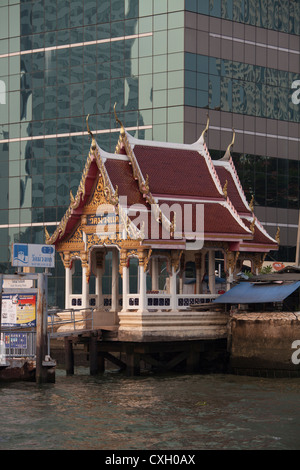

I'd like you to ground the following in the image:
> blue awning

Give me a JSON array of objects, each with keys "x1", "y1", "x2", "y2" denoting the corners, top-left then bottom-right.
[{"x1": 213, "y1": 281, "x2": 300, "y2": 304}]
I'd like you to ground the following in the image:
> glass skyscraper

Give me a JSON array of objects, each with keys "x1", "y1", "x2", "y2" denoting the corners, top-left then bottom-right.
[{"x1": 0, "y1": 0, "x2": 299, "y2": 307}]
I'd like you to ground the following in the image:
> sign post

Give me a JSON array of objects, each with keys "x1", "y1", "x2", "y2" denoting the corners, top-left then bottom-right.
[
  {"x1": 0, "y1": 273, "x2": 2, "y2": 337},
  {"x1": 36, "y1": 273, "x2": 48, "y2": 384},
  {"x1": 0, "y1": 273, "x2": 5, "y2": 367},
  {"x1": 2, "y1": 244, "x2": 56, "y2": 381}
]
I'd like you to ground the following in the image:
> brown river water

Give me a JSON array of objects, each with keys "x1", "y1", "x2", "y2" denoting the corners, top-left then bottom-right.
[{"x1": 0, "y1": 368, "x2": 299, "y2": 451}]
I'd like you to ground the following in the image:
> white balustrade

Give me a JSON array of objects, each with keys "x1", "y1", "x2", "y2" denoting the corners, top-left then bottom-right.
[
  {"x1": 69, "y1": 294, "x2": 122, "y2": 310},
  {"x1": 69, "y1": 293, "x2": 219, "y2": 311},
  {"x1": 177, "y1": 294, "x2": 219, "y2": 309},
  {"x1": 127, "y1": 294, "x2": 140, "y2": 310}
]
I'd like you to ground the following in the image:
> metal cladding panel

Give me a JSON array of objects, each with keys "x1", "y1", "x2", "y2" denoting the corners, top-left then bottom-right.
[{"x1": 213, "y1": 281, "x2": 300, "y2": 304}]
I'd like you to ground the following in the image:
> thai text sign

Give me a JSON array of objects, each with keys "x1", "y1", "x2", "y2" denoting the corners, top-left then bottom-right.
[
  {"x1": 12, "y1": 243, "x2": 55, "y2": 268},
  {"x1": 1, "y1": 293, "x2": 36, "y2": 327},
  {"x1": 5, "y1": 333, "x2": 27, "y2": 349}
]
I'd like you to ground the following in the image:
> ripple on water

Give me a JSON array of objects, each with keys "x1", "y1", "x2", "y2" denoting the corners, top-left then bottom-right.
[{"x1": 0, "y1": 370, "x2": 300, "y2": 450}]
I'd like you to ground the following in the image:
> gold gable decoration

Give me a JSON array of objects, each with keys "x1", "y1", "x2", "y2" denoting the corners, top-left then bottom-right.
[{"x1": 83, "y1": 174, "x2": 110, "y2": 214}]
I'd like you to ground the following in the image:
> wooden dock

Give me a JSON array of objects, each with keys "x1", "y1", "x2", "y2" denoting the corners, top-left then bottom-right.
[{"x1": 50, "y1": 325, "x2": 228, "y2": 377}]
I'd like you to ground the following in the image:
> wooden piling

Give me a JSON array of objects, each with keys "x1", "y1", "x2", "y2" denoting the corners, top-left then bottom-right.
[
  {"x1": 125, "y1": 345, "x2": 140, "y2": 376},
  {"x1": 89, "y1": 335, "x2": 98, "y2": 375},
  {"x1": 186, "y1": 349, "x2": 200, "y2": 373},
  {"x1": 64, "y1": 338, "x2": 74, "y2": 375}
]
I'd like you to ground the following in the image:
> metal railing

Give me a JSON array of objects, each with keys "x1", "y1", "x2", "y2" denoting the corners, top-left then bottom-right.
[
  {"x1": 47, "y1": 308, "x2": 96, "y2": 335},
  {"x1": 1, "y1": 330, "x2": 50, "y2": 359}
]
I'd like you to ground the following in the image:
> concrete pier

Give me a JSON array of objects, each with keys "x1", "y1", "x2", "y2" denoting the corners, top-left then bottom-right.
[{"x1": 228, "y1": 311, "x2": 300, "y2": 377}]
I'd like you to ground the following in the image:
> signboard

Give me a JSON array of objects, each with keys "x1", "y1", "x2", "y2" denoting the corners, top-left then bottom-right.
[
  {"x1": 5, "y1": 333, "x2": 27, "y2": 349},
  {"x1": 1, "y1": 293, "x2": 36, "y2": 327},
  {"x1": 12, "y1": 243, "x2": 55, "y2": 268},
  {"x1": 3, "y1": 279, "x2": 33, "y2": 289}
]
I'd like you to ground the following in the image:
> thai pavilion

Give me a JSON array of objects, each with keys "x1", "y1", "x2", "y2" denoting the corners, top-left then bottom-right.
[{"x1": 45, "y1": 109, "x2": 278, "y2": 346}]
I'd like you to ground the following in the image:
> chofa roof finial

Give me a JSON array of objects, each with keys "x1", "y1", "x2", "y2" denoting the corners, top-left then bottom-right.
[
  {"x1": 114, "y1": 102, "x2": 125, "y2": 136},
  {"x1": 86, "y1": 114, "x2": 96, "y2": 150},
  {"x1": 201, "y1": 113, "x2": 209, "y2": 142},
  {"x1": 220, "y1": 128, "x2": 235, "y2": 161}
]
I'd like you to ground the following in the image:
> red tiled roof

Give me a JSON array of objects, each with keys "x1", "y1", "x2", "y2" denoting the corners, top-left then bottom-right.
[
  {"x1": 241, "y1": 217, "x2": 278, "y2": 248},
  {"x1": 214, "y1": 165, "x2": 252, "y2": 216},
  {"x1": 104, "y1": 158, "x2": 146, "y2": 207},
  {"x1": 133, "y1": 145, "x2": 222, "y2": 199},
  {"x1": 159, "y1": 200, "x2": 251, "y2": 239}
]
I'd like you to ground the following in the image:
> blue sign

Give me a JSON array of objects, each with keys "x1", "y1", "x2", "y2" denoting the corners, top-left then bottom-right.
[
  {"x1": 5, "y1": 333, "x2": 28, "y2": 349},
  {"x1": 12, "y1": 244, "x2": 55, "y2": 268},
  {"x1": 13, "y1": 244, "x2": 28, "y2": 265}
]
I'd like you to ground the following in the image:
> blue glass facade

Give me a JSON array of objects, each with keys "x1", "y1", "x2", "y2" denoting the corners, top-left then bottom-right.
[
  {"x1": 185, "y1": 0, "x2": 300, "y2": 35},
  {"x1": 185, "y1": 53, "x2": 300, "y2": 122}
]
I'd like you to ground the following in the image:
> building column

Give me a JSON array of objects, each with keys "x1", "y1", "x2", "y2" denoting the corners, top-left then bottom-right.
[
  {"x1": 121, "y1": 263, "x2": 129, "y2": 312},
  {"x1": 95, "y1": 250, "x2": 104, "y2": 309},
  {"x1": 151, "y1": 257, "x2": 159, "y2": 291},
  {"x1": 225, "y1": 250, "x2": 239, "y2": 290},
  {"x1": 82, "y1": 264, "x2": 89, "y2": 309},
  {"x1": 95, "y1": 267, "x2": 103, "y2": 308},
  {"x1": 195, "y1": 253, "x2": 201, "y2": 295},
  {"x1": 138, "y1": 251, "x2": 147, "y2": 313},
  {"x1": 170, "y1": 266, "x2": 177, "y2": 311},
  {"x1": 65, "y1": 265, "x2": 72, "y2": 310},
  {"x1": 208, "y1": 250, "x2": 215, "y2": 294},
  {"x1": 111, "y1": 249, "x2": 119, "y2": 312},
  {"x1": 119, "y1": 249, "x2": 128, "y2": 313},
  {"x1": 199, "y1": 251, "x2": 206, "y2": 294},
  {"x1": 179, "y1": 275, "x2": 183, "y2": 294}
]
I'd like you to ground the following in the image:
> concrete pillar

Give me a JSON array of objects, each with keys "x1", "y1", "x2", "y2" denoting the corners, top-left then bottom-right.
[
  {"x1": 111, "y1": 249, "x2": 119, "y2": 312},
  {"x1": 152, "y1": 257, "x2": 159, "y2": 290},
  {"x1": 82, "y1": 265, "x2": 89, "y2": 309},
  {"x1": 179, "y1": 276, "x2": 183, "y2": 294},
  {"x1": 195, "y1": 253, "x2": 201, "y2": 295},
  {"x1": 200, "y1": 251, "x2": 206, "y2": 294},
  {"x1": 65, "y1": 266, "x2": 72, "y2": 310},
  {"x1": 208, "y1": 250, "x2": 215, "y2": 294},
  {"x1": 227, "y1": 267, "x2": 233, "y2": 291},
  {"x1": 121, "y1": 264, "x2": 129, "y2": 312},
  {"x1": 95, "y1": 267, "x2": 103, "y2": 308},
  {"x1": 170, "y1": 266, "x2": 177, "y2": 311},
  {"x1": 138, "y1": 263, "x2": 147, "y2": 313}
]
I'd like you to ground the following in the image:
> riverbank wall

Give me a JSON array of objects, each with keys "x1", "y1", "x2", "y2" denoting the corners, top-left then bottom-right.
[
  {"x1": 49, "y1": 311, "x2": 300, "y2": 378},
  {"x1": 228, "y1": 311, "x2": 300, "y2": 378}
]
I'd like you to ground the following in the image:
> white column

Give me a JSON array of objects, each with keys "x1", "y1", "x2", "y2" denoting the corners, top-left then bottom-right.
[
  {"x1": 208, "y1": 250, "x2": 215, "y2": 294},
  {"x1": 170, "y1": 266, "x2": 177, "y2": 311},
  {"x1": 138, "y1": 264, "x2": 147, "y2": 313},
  {"x1": 65, "y1": 266, "x2": 72, "y2": 310},
  {"x1": 96, "y1": 267, "x2": 103, "y2": 308},
  {"x1": 179, "y1": 276, "x2": 183, "y2": 294},
  {"x1": 121, "y1": 265, "x2": 129, "y2": 312},
  {"x1": 196, "y1": 268, "x2": 201, "y2": 294},
  {"x1": 82, "y1": 265, "x2": 88, "y2": 309},
  {"x1": 152, "y1": 257, "x2": 158, "y2": 290},
  {"x1": 195, "y1": 254, "x2": 201, "y2": 294},
  {"x1": 200, "y1": 251, "x2": 206, "y2": 294},
  {"x1": 111, "y1": 249, "x2": 119, "y2": 312},
  {"x1": 227, "y1": 267, "x2": 232, "y2": 291}
]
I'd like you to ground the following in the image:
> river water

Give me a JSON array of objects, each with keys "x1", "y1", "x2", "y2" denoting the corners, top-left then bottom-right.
[{"x1": 0, "y1": 368, "x2": 299, "y2": 451}]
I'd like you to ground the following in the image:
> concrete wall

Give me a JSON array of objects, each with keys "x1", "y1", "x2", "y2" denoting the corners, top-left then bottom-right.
[{"x1": 228, "y1": 312, "x2": 300, "y2": 377}]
